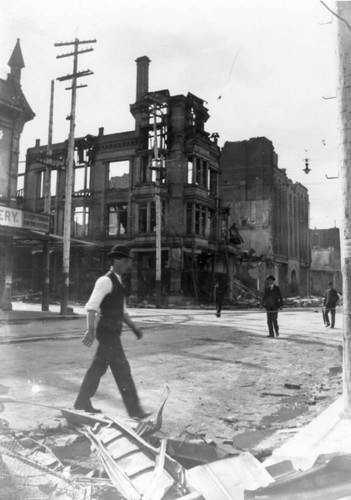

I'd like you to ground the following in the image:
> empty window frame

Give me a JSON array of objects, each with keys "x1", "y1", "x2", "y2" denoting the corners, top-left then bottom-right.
[
  {"x1": 39, "y1": 170, "x2": 44, "y2": 198},
  {"x1": 50, "y1": 169, "x2": 57, "y2": 196},
  {"x1": 187, "y1": 159, "x2": 193, "y2": 184},
  {"x1": 74, "y1": 164, "x2": 90, "y2": 193},
  {"x1": 140, "y1": 156, "x2": 149, "y2": 184},
  {"x1": 108, "y1": 203, "x2": 128, "y2": 236},
  {"x1": 109, "y1": 160, "x2": 130, "y2": 189},
  {"x1": 72, "y1": 206, "x2": 89, "y2": 238},
  {"x1": 38, "y1": 169, "x2": 58, "y2": 199},
  {"x1": 17, "y1": 161, "x2": 26, "y2": 194},
  {"x1": 187, "y1": 157, "x2": 212, "y2": 190},
  {"x1": 74, "y1": 145, "x2": 91, "y2": 166},
  {"x1": 147, "y1": 105, "x2": 168, "y2": 152},
  {"x1": 186, "y1": 202, "x2": 212, "y2": 237},
  {"x1": 137, "y1": 201, "x2": 164, "y2": 233},
  {"x1": 209, "y1": 168, "x2": 217, "y2": 195},
  {"x1": 138, "y1": 202, "x2": 148, "y2": 233}
]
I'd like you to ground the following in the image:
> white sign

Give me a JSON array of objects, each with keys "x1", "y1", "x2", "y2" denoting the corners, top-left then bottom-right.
[{"x1": 0, "y1": 206, "x2": 23, "y2": 227}]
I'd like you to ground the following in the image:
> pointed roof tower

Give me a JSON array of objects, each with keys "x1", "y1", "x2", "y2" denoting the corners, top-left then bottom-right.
[{"x1": 8, "y1": 39, "x2": 25, "y2": 83}]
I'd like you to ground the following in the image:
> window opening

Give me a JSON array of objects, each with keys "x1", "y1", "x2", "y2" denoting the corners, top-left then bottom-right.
[
  {"x1": 74, "y1": 164, "x2": 90, "y2": 193},
  {"x1": 138, "y1": 202, "x2": 148, "y2": 233},
  {"x1": 39, "y1": 171, "x2": 44, "y2": 198},
  {"x1": 109, "y1": 160, "x2": 130, "y2": 189},
  {"x1": 108, "y1": 203, "x2": 128, "y2": 236},
  {"x1": 72, "y1": 206, "x2": 89, "y2": 237},
  {"x1": 50, "y1": 169, "x2": 57, "y2": 196},
  {"x1": 187, "y1": 159, "x2": 193, "y2": 184}
]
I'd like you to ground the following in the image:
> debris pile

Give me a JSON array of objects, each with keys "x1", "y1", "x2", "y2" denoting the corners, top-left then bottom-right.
[
  {"x1": 0, "y1": 424, "x2": 92, "y2": 499},
  {"x1": 283, "y1": 296, "x2": 324, "y2": 308},
  {"x1": 1, "y1": 389, "x2": 350, "y2": 499},
  {"x1": 231, "y1": 279, "x2": 261, "y2": 308}
]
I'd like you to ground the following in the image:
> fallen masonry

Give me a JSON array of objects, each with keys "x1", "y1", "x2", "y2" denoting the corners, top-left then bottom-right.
[{"x1": 1, "y1": 400, "x2": 351, "y2": 499}]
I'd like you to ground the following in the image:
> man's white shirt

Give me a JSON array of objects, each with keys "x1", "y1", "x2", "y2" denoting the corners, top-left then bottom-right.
[{"x1": 86, "y1": 272, "x2": 126, "y2": 313}]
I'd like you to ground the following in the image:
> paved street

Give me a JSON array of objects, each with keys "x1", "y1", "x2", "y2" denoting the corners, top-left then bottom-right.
[{"x1": 0, "y1": 305, "x2": 343, "y2": 455}]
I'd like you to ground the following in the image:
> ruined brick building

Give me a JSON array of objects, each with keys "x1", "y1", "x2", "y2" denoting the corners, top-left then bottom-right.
[
  {"x1": 22, "y1": 56, "x2": 241, "y2": 305},
  {"x1": 11, "y1": 56, "x2": 310, "y2": 306},
  {"x1": 220, "y1": 137, "x2": 310, "y2": 296}
]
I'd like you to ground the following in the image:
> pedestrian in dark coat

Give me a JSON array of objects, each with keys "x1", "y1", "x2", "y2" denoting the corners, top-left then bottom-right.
[
  {"x1": 323, "y1": 281, "x2": 340, "y2": 329},
  {"x1": 261, "y1": 275, "x2": 283, "y2": 338},
  {"x1": 214, "y1": 278, "x2": 227, "y2": 318},
  {"x1": 74, "y1": 245, "x2": 150, "y2": 419}
]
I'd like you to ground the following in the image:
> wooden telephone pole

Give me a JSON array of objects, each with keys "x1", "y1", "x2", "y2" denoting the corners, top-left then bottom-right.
[
  {"x1": 42, "y1": 80, "x2": 55, "y2": 311},
  {"x1": 144, "y1": 95, "x2": 166, "y2": 308},
  {"x1": 37, "y1": 81, "x2": 65, "y2": 310},
  {"x1": 337, "y1": 1, "x2": 351, "y2": 415},
  {"x1": 55, "y1": 38, "x2": 96, "y2": 315},
  {"x1": 153, "y1": 103, "x2": 162, "y2": 308}
]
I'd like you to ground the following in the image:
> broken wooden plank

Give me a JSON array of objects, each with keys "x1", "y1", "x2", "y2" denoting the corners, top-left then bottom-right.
[
  {"x1": 186, "y1": 452, "x2": 274, "y2": 500},
  {"x1": 0, "y1": 447, "x2": 91, "y2": 499},
  {"x1": 142, "y1": 438, "x2": 168, "y2": 500},
  {"x1": 85, "y1": 423, "x2": 173, "y2": 500}
]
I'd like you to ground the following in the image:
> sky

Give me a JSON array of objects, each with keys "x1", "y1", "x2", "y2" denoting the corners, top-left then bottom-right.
[{"x1": 1, "y1": 0, "x2": 341, "y2": 229}]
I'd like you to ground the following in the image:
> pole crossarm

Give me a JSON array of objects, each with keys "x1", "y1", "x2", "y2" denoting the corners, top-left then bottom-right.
[
  {"x1": 54, "y1": 39, "x2": 97, "y2": 47},
  {"x1": 56, "y1": 48, "x2": 94, "y2": 59},
  {"x1": 65, "y1": 84, "x2": 88, "y2": 90},
  {"x1": 57, "y1": 70, "x2": 94, "y2": 81}
]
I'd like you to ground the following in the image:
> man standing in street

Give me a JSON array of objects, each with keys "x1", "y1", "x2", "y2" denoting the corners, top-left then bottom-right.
[
  {"x1": 261, "y1": 275, "x2": 283, "y2": 338},
  {"x1": 74, "y1": 245, "x2": 150, "y2": 419},
  {"x1": 323, "y1": 281, "x2": 340, "y2": 329}
]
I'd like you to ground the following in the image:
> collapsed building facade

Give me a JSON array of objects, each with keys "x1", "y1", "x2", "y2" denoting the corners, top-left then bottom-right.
[
  {"x1": 21, "y1": 56, "x2": 241, "y2": 305},
  {"x1": 220, "y1": 137, "x2": 310, "y2": 296}
]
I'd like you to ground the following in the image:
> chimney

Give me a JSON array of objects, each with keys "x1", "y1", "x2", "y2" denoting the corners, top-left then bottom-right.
[{"x1": 135, "y1": 56, "x2": 151, "y2": 102}]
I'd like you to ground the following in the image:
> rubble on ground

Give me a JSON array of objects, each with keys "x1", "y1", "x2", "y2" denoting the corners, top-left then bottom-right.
[
  {"x1": 283, "y1": 296, "x2": 324, "y2": 308},
  {"x1": 1, "y1": 387, "x2": 350, "y2": 500},
  {"x1": 231, "y1": 279, "x2": 261, "y2": 308},
  {"x1": 2, "y1": 412, "x2": 350, "y2": 500}
]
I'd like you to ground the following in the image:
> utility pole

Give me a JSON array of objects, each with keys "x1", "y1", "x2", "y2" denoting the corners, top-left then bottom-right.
[
  {"x1": 145, "y1": 95, "x2": 165, "y2": 308},
  {"x1": 153, "y1": 103, "x2": 162, "y2": 308},
  {"x1": 41, "y1": 80, "x2": 55, "y2": 311},
  {"x1": 337, "y1": 1, "x2": 351, "y2": 416},
  {"x1": 55, "y1": 38, "x2": 96, "y2": 315}
]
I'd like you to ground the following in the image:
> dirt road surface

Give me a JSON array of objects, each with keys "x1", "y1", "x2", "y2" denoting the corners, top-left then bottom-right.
[{"x1": 0, "y1": 306, "x2": 343, "y2": 457}]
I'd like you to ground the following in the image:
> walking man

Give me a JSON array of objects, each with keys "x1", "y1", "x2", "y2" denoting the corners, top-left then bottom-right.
[
  {"x1": 261, "y1": 275, "x2": 283, "y2": 338},
  {"x1": 214, "y1": 278, "x2": 227, "y2": 318},
  {"x1": 74, "y1": 245, "x2": 150, "y2": 419},
  {"x1": 323, "y1": 281, "x2": 340, "y2": 329}
]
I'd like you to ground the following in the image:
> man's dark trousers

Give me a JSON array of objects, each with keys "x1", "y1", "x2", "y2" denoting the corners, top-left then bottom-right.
[
  {"x1": 216, "y1": 295, "x2": 224, "y2": 316},
  {"x1": 266, "y1": 308, "x2": 279, "y2": 336},
  {"x1": 325, "y1": 307, "x2": 336, "y2": 328},
  {"x1": 76, "y1": 335, "x2": 141, "y2": 415}
]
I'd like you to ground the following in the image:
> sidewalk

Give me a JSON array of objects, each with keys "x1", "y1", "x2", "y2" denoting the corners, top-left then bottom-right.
[{"x1": 0, "y1": 301, "x2": 84, "y2": 324}]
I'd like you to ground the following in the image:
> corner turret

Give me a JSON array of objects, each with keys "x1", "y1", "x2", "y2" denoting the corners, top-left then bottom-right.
[{"x1": 8, "y1": 39, "x2": 25, "y2": 84}]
